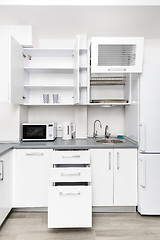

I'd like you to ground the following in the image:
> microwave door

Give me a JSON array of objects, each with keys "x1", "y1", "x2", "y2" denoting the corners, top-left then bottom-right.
[{"x1": 23, "y1": 125, "x2": 46, "y2": 140}]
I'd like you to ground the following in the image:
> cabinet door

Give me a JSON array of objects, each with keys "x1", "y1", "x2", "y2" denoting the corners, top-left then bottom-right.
[
  {"x1": 10, "y1": 36, "x2": 24, "y2": 104},
  {"x1": 73, "y1": 36, "x2": 80, "y2": 104},
  {"x1": 114, "y1": 148, "x2": 137, "y2": 206},
  {"x1": 91, "y1": 149, "x2": 113, "y2": 206},
  {"x1": 91, "y1": 37, "x2": 144, "y2": 73},
  {"x1": 12, "y1": 149, "x2": 53, "y2": 207},
  {"x1": 0, "y1": 151, "x2": 12, "y2": 226}
]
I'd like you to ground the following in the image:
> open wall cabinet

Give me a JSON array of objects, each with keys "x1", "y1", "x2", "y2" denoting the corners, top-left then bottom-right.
[
  {"x1": 11, "y1": 35, "x2": 89, "y2": 105},
  {"x1": 10, "y1": 35, "x2": 142, "y2": 107}
]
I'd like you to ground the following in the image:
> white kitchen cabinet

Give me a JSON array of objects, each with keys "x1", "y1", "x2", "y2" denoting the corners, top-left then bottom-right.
[
  {"x1": 0, "y1": 151, "x2": 12, "y2": 226},
  {"x1": 89, "y1": 37, "x2": 143, "y2": 106},
  {"x1": 91, "y1": 149, "x2": 113, "y2": 206},
  {"x1": 113, "y1": 149, "x2": 137, "y2": 206},
  {"x1": 48, "y1": 150, "x2": 92, "y2": 228},
  {"x1": 91, "y1": 148, "x2": 137, "y2": 207},
  {"x1": 11, "y1": 35, "x2": 88, "y2": 105},
  {"x1": 91, "y1": 37, "x2": 144, "y2": 74},
  {"x1": 12, "y1": 149, "x2": 53, "y2": 207}
]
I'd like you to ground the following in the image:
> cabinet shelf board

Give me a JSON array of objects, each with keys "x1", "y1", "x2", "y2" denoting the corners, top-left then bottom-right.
[
  {"x1": 24, "y1": 67, "x2": 73, "y2": 73},
  {"x1": 23, "y1": 48, "x2": 74, "y2": 57},
  {"x1": 80, "y1": 49, "x2": 88, "y2": 54},
  {"x1": 80, "y1": 67, "x2": 87, "y2": 70},
  {"x1": 88, "y1": 103, "x2": 131, "y2": 106},
  {"x1": 24, "y1": 85, "x2": 87, "y2": 89},
  {"x1": 23, "y1": 103, "x2": 75, "y2": 106},
  {"x1": 24, "y1": 85, "x2": 74, "y2": 89}
]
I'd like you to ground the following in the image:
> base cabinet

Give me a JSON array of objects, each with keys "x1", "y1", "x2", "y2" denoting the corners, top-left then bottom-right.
[
  {"x1": 91, "y1": 148, "x2": 137, "y2": 207},
  {"x1": 48, "y1": 150, "x2": 92, "y2": 228},
  {"x1": 0, "y1": 151, "x2": 12, "y2": 226},
  {"x1": 12, "y1": 149, "x2": 53, "y2": 207}
]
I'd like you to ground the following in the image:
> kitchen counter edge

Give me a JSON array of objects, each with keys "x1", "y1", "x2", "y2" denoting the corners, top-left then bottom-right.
[{"x1": 0, "y1": 138, "x2": 138, "y2": 157}]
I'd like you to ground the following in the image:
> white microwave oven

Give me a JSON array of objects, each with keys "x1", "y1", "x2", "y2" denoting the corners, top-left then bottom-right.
[{"x1": 22, "y1": 123, "x2": 57, "y2": 141}]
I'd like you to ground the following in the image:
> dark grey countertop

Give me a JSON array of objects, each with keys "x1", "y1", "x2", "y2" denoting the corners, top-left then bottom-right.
[{"x1": 0, "y1": 137, "x2": 138, "y2": 156}]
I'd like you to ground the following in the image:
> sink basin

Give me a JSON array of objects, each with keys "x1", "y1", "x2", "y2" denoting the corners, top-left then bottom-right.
[{"x1": 96, "y1": 138, "x2": 125, "y2": 144}]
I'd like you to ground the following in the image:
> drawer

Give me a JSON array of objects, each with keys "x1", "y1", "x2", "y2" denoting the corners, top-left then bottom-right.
[
  {"x1": 17, "y1": 149, "x2": 53, "y2": 159},
  {"x1": 50, "y1": 167, "x2": 91, "y2": 182},
  {"x1": 48, "y1": 186, "x2": 92, "y2": 228},
  {"x1": 52, "y1": 150, "x2": 90, "y2": 164}
]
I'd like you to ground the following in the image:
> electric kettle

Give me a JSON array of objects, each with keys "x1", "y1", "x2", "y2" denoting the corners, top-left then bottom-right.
[{"x1": 62, "y1": 122, "x2": 75, "y2": 140}]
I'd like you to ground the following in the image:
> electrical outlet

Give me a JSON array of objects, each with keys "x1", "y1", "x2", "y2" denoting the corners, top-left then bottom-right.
[{"x1": 57, "y1": 125, "x2": 62, "y2": 131}]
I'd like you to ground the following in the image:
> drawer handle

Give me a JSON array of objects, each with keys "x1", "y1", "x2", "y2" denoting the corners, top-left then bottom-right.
[
  {"x1": 0, "y1": 160, "x2": 3, "y2": 181},
  {"x1": 26, "y1": 153, "x2": 44, "y2": 156},
  {"x1": 108, "y1": 68, "x2": 126, "y2": 72},
  {"x1": 59, "y1": 192, "x2": 80, "y2": 196},
  {"x1": 61, "y1": 172, "x2": 81, "y2": 176},
  {"x1": 62, "y1": 155, "x2": 80, "y2": 158}
]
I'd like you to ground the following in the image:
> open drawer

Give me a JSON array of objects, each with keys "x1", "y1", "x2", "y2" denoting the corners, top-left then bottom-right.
[
  {"x1": 50, "y1": 167, "x2": 91, "y2": 182},
  {"x1": 52, "y1": 150, "x2": 90, "y2": 164},
  {"x1": 48, "y1": 186, "x2": 92, "y2": 228}
]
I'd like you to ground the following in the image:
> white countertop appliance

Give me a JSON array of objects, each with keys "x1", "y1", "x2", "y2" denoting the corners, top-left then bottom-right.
[
  {"x1": 62, "y1": 122, "x2": 75, "y2": 140},
  {"x1": 138, "y1": 64, "x2": 160, "y2": 215},
  {"x1": 22, "y1": 123, "x2": 57, "y2": 141}
]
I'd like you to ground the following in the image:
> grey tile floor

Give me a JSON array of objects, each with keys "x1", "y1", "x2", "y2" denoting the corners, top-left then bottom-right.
[{"x1": 1, "y1": 212, "x2": 160, "y2": 240}]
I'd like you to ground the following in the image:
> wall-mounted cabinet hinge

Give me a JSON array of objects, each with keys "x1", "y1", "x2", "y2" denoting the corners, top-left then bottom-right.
[
  {"x1": 22, "y1": 52, "x2": 26, "y2": 58},
  {"x1": 28, "y1": 55, "x2": 32, "y2": 60}
]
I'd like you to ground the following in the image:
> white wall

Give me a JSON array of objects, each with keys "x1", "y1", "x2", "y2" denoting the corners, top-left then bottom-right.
[
  {"x1": 87, "y1": 106, "x2": 124, "y2": 137},
  {"x1": 0, "y1": 103, "x2": 20, "y2": 142},
  {"x1": 27, "y1": 105, "x2": 125, "y2": 138},
  {"x1": 28, "y1": 106, "x2": 75, "y2": 137},
  {"x1": 143, "y1": 39, "x2": 160, "y2": 63}
]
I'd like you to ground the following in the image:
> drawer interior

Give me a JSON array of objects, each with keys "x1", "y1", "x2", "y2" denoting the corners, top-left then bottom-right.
[
  {"x1": 54, "y1": 164, "x2": 88, "y2": 168},
  {"x1": 54, "y1": 182, "x2": 89, "y2": 186}
]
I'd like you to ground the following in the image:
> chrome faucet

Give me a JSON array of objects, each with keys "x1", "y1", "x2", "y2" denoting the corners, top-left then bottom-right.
[
  {"x1": 105, "y1": 125, "x2": 111, "y2": 139},
  {"x1": 93, "y1": 120, "x2": 102, "y2": 138}
]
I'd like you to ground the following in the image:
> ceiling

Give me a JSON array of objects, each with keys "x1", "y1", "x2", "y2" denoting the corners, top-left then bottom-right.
[{"x1": 0, "y1": 6, "x2": 160, "y2": 45}]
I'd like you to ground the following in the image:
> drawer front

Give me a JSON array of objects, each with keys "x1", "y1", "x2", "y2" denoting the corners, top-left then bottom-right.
[
  {"x1": 52, "y1": 150, "x2": 90, "y2": 164},
  {"x1": 17, "y1": 149, "x2": 53, "y2": 159},
  {"x1": 50, "y1": 167, "x2": 91, "y2": 182},
  {"x1": 48, "y1": 186, "x2": 92, "y2": 228}
]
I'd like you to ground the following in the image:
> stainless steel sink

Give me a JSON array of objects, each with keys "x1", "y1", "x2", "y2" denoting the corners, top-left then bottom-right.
[{"x1": 96, "y1": 138, "x2": 125, "y2": 144}]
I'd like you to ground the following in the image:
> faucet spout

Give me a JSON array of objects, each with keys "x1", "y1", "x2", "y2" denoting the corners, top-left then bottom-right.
[
  {"x1": 105, "y1": 125, "x2": 111, "y2": 139},
  {"x1": 93, "y1": 120, "x2": 102, "y2": 138}
]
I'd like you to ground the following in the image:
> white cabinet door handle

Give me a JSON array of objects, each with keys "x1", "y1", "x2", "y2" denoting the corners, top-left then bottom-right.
[
  {"x1": 117, "y1": 152, "x2": 120, "y2": 170},
  {"x1": 59, "y1": 192, "x2": 80, "y2": 196},
  {"x1": 108, "y1": 68, "x2": 126, "y2": 72},
  {"x1": 26, "y1": 152, "x2": 44, "y2": 156},
  {"x1": 62, "y1": 155, "x2": 80, "y2": 158},
  {"x1": 61, "y1": 172, "x2": 81, "y2": 176},
  {"x1": 0, "y1": 160, "x2": 3, "y2": 181},
  {"x1": 108, "y1": 152, "x2": 111, "y2": 170}
]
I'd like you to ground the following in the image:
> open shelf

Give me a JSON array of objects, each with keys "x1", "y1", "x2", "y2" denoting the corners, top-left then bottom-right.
[
  {"x1": 23, "y1": 48, "x2": 74, "y2": 57},
  {"x1": 24, "y1": 67, "x2": 74, "y2": 73}
]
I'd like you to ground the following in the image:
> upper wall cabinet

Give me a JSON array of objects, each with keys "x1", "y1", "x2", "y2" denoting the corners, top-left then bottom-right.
[
  {"x1": 91, "y1": 37, "x2": 144, "y2": 74},
  {"x1": 10, "y1": 35, "x2": 88, "y2": 105}
]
